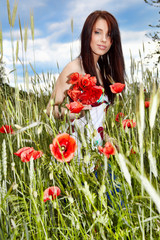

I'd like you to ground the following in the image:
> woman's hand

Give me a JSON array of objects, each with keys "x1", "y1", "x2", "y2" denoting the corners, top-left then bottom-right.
[
  {"x1": 82, "y1": 105, "x2": 92, "y2": 110},
  {"x1": 78, "y1": 104, "x2": 92, "y2": 118}
]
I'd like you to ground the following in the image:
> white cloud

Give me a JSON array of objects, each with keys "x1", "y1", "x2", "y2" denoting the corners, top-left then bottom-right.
[
  {"x1": 2, "y1": 28, "x2": 42, "y2": 39},
  {"x1": 66, "y1": 0, "x2": 144, "y2": 21},
  {"x1": 17, "y1": 0, "x2": 47, "y2": 14},
  {"x1": 3, "y1": 28, "x2": 154, "y2": 79},
  {"x1": 47, "y1": 19, "x2": 71, "y2": 41}
]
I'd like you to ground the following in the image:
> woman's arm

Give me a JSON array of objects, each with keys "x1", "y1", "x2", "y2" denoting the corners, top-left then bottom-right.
[{"x1": 46, "y1": 59, "x2": 91, "y2": 119}]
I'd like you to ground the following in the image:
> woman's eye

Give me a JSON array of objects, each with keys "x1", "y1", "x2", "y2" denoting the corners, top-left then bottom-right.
[{"x1": 95, "y1": 31, "x2": 100, "y2": 34}]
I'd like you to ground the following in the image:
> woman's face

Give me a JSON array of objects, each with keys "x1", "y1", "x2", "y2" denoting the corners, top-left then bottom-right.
[{"x1": 90, "y1": 18, "x2": 112, "y2": 62}]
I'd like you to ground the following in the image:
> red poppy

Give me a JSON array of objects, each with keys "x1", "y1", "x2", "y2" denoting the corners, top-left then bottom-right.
[
  {"x1": 43, "y1": 186, "x2": 61, "y2": 202},
  {"x1": 77, "y1": 90, "x2": 90, "y2": 105},
  {"x1": 0, "y1": 125, "x2": 14, "y2": 134},
  {"x1": 50, "y1": 133, "x2": 77, "y2": 162},
  {"x1": 69, "y1": 72, "x2": 81, "y2": 84},
  {"x1": 67, "y1": 89, "x2": 81, "y2": 101},
  {"x1": 122, "y1": 119, "x2": 136, "y2": 129},
  {"x1": 115, "y1": 112, "x2": 125, "y2": 122},
  {"x1": 89, "y1": 86, "x2": 104, "y2": 103},
  {"x1": 14, "y1": 147, "x2": 43, "y2": 162},
  {"x1": 79, "y1": 74, "x2": 96, "y2": 90},
  {"x1": 110, "y1": 83, "x2": 125, "y2": 93},
  {"x1": 79, "y1": 86, "x2": 103, "y2": 105},
  {"x1": 98, "y1": 142, "x2": 115, "y2": 158},
  {"x1": 130, "y1": 148, "x2": 136, "y2": 154},
  {"x1": 145, "y1": 101, "x2": 150, "y2": 108},
  {"x1": 66, "y1": 101, "x2": 84, "y2": 113},
  {"x1": 73, "y1": 83, "x2": 80, "y2": 90}
]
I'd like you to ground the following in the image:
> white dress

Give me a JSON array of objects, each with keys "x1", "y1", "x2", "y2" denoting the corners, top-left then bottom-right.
[{"x1": 72, "y1": 94, "x2": 109, "y2": 168}]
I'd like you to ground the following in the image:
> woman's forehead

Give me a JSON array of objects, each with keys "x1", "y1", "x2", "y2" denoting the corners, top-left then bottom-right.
[{"x1": 93, "y1": 18, "x2": 109, "y2": 30}]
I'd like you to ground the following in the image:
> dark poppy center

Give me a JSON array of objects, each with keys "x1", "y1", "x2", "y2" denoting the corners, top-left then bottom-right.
[{"x1": 61, "y1": 145, "x2": 67, "y2": 152}]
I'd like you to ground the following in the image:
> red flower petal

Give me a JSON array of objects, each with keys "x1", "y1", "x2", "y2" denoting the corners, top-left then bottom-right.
[
  {"x1": 14, "y1": 147, "x2": 43, "y2": 162},
  {"x1": 79, "y1": 74, "x2": 96, "y2": 90},
  {"x1": 66, "y1": 101, "x2": 84, "y2": 113},
  {"x1": 110, "y1": 83, "x2": 125, "y2": 93},
  {"x1": 122, "y1": 119, "x2": 136, "y2": 129},
  {"x1": 69, "y1": 72, "x2": 81, "y2": 84},
  {"x1": 0, "y1": 125, "x2": 14, "y2": 134},
  {"x1": 50, "y1": 133, "x2": 77, "y2": 162},
  {"x1": 145, "y1": 101, "x2": 150, "y2": 108},
  {"x1": 14, "y1": 147, "x2": 32, "y2": 157},
  {"x1": 67, "y1": 89, "x2": 81, "y2": 101},
  {"x1": 43, "y1": 186, "x2": 61, "y2": 202},
  {"x1": 78, "y1": 86, "x2": 103, "y2": 105},
  {"x1": 130, "y1": 148, "x2": 136, "y2": 154},
  {"x1": 115, "y1": 112, "x2": 125, "y2": 122},
  {"x1": 98, "y1": 142, "x2": 115, "y2": 158},
  {"x1": 25, "y1": 150, "x2": 43, "y2": 162}
]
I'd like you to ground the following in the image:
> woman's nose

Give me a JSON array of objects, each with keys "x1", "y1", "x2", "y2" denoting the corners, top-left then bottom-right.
[{"x1": 101, "y1": 34, "x2": 107, "y2": 42}]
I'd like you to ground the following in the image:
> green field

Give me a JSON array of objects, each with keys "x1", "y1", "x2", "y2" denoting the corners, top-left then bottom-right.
[{"x1": 0, "y1": 2, "x2": 160, "y2": 239}]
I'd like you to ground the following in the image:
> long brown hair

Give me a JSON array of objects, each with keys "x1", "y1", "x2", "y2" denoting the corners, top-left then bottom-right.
[{"x1": 80, "y1": 10, "x2": 125, "y2": 103}]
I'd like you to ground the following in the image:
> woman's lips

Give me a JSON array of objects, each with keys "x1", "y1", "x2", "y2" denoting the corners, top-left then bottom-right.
[{"x1": 97, "y1": 45, "x2": 107, "y2": 50}]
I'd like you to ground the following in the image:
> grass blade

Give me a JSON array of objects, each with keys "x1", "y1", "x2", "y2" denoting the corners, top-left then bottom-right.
[
  {"x1": 30, "y1": 11, "x2": 34, "y2": 41},
  {"x1": 11, "y1": 0, "x2": 18, "y2": 27},
  {"x1": 7, "y1": 0, "x2": 12, "y2": 26},
  {"x1": 24, "y1": 24, "x2": 28, "y2": 52}
]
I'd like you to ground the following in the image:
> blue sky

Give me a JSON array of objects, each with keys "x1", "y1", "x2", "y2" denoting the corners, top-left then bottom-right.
[{"x1": 0, "y1": 0, "x2": 158, "y2": 87}]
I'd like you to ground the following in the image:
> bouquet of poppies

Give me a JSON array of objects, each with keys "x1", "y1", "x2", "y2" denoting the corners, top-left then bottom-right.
[{"x1": 66, "y1": 72, "x2": 104, "y2": 113}]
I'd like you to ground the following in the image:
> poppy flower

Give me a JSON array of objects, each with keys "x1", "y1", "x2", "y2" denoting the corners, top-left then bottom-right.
[
  {"x1": 14, "y1": 147, "x2": 43, "y2": 162},
  {"x1": 66, "y1": 101, "x2": 84, "y2": 113},
  {"x1": 98, "y1": 142, "x2": 115, "y2": 158},
  {"x1": 50, "y1": 133, "x2": 77, "y2": 162},
  {"x1": 67, "y1": 89, "x2": 81, "y2": 101},
  {"x1": 79, "y1": 86, "x2": 103, "y2": 105},
  {"x1": 69, "y1": 72, "x2": 81, "y2": 84},
  {"x1": 130, "y1": 148, "x2": 136, "y2": 154},
  {"x1": 110, "y1": 83, "x2": 125, "y2": 93},
  {"x1": 79, "y1": 74, "x2": 96, "y2": 90},
  {"x1": 145, "y1": 101, "x2": 150, "y2": 108},
  {"x1": 89, "y1": 86, "x2": 104, "y2": 104},
  {"x1": 43, "y1": 186, "x2": 61, "y2": 202},
  {"x1": 122, "y1": 119, "x2": 136, "y2": 129},
  {"x1": 77, "y1": 90, "x2": 90, "y2": 105},
  {"x1": 115, "y1": 112, "x2": 125, "y2": 122},
  {"x1": 73, "y1": 83, "x2": 80, "y2": 90},
  {"x1": 0, "y1": 125, "x2": 14, "y2": 134}
]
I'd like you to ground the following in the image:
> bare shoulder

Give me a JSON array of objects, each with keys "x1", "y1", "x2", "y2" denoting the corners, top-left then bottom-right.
[
  {"x1": 62, "y1": 57, "x2": 82, "y2": 76},
  {"x1": 56, "y1": 57, "x2": 83, "y2": 87},
  {"x1": 47, "y1": 57, "x2": 83, "y2": 110}
]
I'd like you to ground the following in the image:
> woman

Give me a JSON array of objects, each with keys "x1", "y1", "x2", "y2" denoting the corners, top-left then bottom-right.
[{"x1": 47, "y1": 10, "x2": 125, "y2": 149}]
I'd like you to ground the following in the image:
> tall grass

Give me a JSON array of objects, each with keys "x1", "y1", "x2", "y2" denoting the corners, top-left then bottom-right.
[{"x1": 0, "y1": 1, "x2": 160, "y2": 239}]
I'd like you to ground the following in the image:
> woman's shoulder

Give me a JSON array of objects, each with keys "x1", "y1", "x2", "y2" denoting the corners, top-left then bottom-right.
[
  {"x1": 55, "y1": 57, "x2": 84, "y2": 87},
  {"x1": 63, "y1": 57, "x2": 84, "y2": 75}
]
